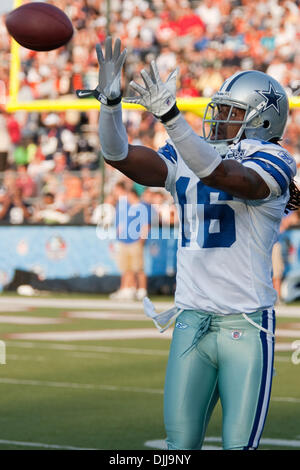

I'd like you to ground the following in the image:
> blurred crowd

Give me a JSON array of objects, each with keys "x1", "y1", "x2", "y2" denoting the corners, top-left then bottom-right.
[{"x1": 0, "y1": 0, "x2": 300, "y2": 225}]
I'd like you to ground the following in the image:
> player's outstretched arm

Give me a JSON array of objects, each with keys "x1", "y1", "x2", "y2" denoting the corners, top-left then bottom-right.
[
  {"x1": 76, "y1": 37, "x2": 168, "y2": 188},
  {"x1": 106, "y1": 144, "x2": 168, "y2": 187},
  {"x1": 124, "y1": 61, "x2": 270, "y2": 200}
]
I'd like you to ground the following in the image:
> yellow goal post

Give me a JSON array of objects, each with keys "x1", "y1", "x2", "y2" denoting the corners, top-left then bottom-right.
[{"x1": 5, "y1": 0, "x2": 300, "y2": 115}]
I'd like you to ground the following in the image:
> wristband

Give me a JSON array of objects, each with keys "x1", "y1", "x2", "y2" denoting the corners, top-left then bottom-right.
[
  {"x1": 76, "y1": 89, "x2": 122, "y2": 106},
  {"x1": 96, "y1": 92, "x2": 122, "y2": 106},
  {"x1": 154, "y1": 103, "x2": 180, "y2": 123}
]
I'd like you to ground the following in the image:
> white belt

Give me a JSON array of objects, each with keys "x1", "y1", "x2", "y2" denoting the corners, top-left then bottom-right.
[{"x1": 242, "y1": 313, "x2": 275, "y2": 337}]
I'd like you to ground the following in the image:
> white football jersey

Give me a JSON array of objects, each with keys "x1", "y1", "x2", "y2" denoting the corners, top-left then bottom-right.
[{"x1": 158, "y1": 138, "x2": 297, "y2": 314}]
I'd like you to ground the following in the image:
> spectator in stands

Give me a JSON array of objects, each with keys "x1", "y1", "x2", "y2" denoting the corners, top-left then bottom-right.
[
  {"x1": 32, "y1": 192, "x2": 70, "y2": 225},
  {"x1": 1, "y1": 0, "x2": 300, "y2": 227},
  {"x1": 81, "y1": 166, "x2": 101, "y2": 201},
  {"x1": 27, "y1": 147, "x2": 55, "y2": 182},
  {"x1": 0, "y1": 186, "x2": 32, "y2": 225},
  {"x1": 6, "y1": 112, "x2": 21, "y2": 147},
  {"x1": 110, "y1": 186, "x2": 150, "y2": 301},
  {"x1": 13, "y1": 138, "x2": 30, "y2": 167},
  {"x1": 63, "y1": 171, "x2": 83, "y2": 201},
  {"x1": 15, "y1": 165, "x2": 36, "y2": 199},
  {"x1": 2, "y1": 169, "x2": 16, "y2": 195},
  {"x1": 53, "y1": 152, "x2": 68, "y2": 173},
  {"x1": 272, "y1": 241, "x2": 285, "y2": 304},
  {"x1": 0, "y1": 112, "x2": 10, "y2": 171}
]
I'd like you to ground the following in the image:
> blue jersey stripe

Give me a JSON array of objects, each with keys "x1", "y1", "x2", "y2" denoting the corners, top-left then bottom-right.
[
  {"x1": 245, "y1": 158, "x2": 288, "y2": 194},
  {"x1": 250, "y1": 151, "x2": 293, "y2": 180},
  {"x1": 158, "y1": 142, "x2": 177, "y2": 164}
]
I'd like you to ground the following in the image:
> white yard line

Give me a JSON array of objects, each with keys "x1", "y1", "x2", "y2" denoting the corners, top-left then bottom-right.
[
  {"x1": 67, "y1": 352, "x2": 112, "y2": 360},
  {"x1": 0, "y1": 439, "x2": 97, "y2": 450},
  {"x1": 0, "y1": 306, "x2": 28, "y2": 312},
  {"x1": 276, "y1": 329, "x2": 300, "y2": 338},
  {"x1": 275, "y1": 342, "x2": 298, "y2": 351},
  {"x1": 6, "y1": 354, "x2": 45, "y2": 362},
  {"x1": 272, "y1": 397, "x2": 300, "y2": 404},
  {"x1": 0, "y1": 296, "x2": 172, "y2": 311},
  {"x1": 145, "y1": 436, "x2": 300, "y2": 449},
  {"x1": 6, "y1": 329, "x2": 173, "y2": 341},
  {"x1": 0, "y1": 377, "x2": 297, "y2": 405},
  {"x1": 64, "y1": 311, "x2": 149, "y2": 321},
  {"x1": 0, "y1": 316, "x2": 65, "y2": 324},
  {"x1": 0, "y1": 377, "x2": 164, "y2": 395},
  {"x1": 5, "y1": 341, "x2": 169, "y2": 356},
  {"x1": 275, "y1": 306, "x2": 300, "y2": 317}
]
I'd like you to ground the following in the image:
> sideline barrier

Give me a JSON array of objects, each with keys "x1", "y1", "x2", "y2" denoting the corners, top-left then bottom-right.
[
  {"x1": 0, "y1": 226, "x2": 177, "y2": 293},
  {"x1": 1, "y1": 226, "x2": 300, "y2": 298}
]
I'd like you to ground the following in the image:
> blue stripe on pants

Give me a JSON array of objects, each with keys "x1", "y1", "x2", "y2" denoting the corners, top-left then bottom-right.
[{"x1": 246, "y1": 309, "x2": 275, "y2": 449}]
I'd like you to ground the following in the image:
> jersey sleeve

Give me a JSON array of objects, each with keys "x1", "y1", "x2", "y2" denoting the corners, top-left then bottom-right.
[
  {"x1": 157, "y1": 141, "x2": 178, "y2": 193},
  {"x1": 242, "y1": 150, "x2": 297, "y2": 198}
]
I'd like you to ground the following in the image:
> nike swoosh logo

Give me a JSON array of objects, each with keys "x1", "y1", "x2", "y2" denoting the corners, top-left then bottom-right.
[{"x1": 76, "y1": 90, "x2": 93, "y2": 97}]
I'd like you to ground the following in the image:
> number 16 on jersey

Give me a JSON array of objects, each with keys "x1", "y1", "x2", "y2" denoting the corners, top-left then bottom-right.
[{"x1": 176, "y1": 177, "x2": 236, "y2": 249}]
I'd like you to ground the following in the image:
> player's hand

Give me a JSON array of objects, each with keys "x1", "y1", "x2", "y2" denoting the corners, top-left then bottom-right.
[
  {"x1": 123, "y1": 61, "x2": 179, "y2": 120},
  {"x1": 76, "y1": 37, "x2": 127, "y2": 106}
]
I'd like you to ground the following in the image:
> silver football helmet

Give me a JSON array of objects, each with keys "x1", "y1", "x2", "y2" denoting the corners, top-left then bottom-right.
[{"x1": 203, "y1": 70, "x2": 289, "y2": 145}]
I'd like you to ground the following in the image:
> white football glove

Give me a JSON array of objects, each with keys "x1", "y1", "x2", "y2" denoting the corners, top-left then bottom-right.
[
  {"x1": 76, "y1": 36, "x2": 127, "y2": 106},
  {"x1": 123, "y1": 60, "x2": 180, "y2": 122}
]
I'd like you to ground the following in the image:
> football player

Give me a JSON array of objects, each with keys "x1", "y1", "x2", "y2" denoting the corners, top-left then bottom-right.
[{"x1": 77, "y1": 37, "x2": 299, "y2": 450}]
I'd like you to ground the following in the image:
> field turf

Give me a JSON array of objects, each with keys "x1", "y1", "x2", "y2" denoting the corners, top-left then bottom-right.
[{"x1": 0, "y1": 293, "x2": 299, "y2": 451}]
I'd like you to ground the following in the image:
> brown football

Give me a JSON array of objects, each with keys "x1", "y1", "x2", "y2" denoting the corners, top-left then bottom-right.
[{"x1": 5, "y1": 2, "x2": 73, "y2": 51}]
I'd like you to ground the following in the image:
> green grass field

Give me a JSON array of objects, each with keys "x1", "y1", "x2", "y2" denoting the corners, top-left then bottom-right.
[{"x1": 0, "y1": 293, "x2": 299, "y2": 451}]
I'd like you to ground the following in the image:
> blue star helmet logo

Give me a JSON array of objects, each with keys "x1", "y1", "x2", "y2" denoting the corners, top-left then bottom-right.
[{"x1": 255, "y1": 82, "x2": 284, "y2": 115}]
